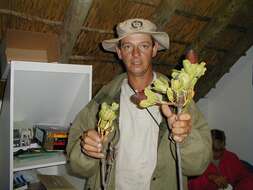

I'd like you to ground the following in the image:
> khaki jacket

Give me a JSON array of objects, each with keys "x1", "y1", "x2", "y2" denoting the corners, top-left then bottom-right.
[{"x1": 66, "y1": 73, "x2": 212, "y2": 190}]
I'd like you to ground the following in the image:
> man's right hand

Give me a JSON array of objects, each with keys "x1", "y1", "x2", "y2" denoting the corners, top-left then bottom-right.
[
  {"x1": 208, "y1": 174, "x2": 228, "y2": 189},
  {"x1": 80, "y1": 129, "x2": 104, "y2": 159}
]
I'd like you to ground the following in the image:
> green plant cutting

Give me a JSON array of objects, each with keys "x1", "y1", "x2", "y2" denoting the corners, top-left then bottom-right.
[
  {"x1": 97, "y1": 102, "x2": 119, "y2": 139},
  {"x1": 139, "y1": 59, "x2": 207, "y2": 109}
]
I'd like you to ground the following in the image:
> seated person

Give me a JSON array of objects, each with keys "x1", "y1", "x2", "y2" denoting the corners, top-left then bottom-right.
[{"x1": 188, "y1": 129, "x2": 253, "y2": 190}]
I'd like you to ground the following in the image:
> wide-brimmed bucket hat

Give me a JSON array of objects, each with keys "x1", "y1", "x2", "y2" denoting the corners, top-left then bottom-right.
[{"x1": 102, "y1": 18, "x2": 170, "y2": 52}]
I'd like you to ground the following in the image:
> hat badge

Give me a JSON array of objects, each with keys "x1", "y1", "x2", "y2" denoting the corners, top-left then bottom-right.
[{"x1": 131, "y1": 20, "x2": 143, "y2": 30}]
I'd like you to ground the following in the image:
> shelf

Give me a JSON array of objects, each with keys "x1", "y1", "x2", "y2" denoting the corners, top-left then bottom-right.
[
  {"x1": 13, "y1": 143, "x2": 41, "y2": 153},
  {"x1": 0, "y1": 61, "x2": 92, "y2": 189},
  {"x1": 14, "y1": 151, "x2": 66, "y2": 172}
]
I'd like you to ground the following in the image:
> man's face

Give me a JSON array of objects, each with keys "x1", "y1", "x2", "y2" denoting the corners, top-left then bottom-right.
[
  {"x1": 116, "y1": 33, "x2": 158, "y2": 77},
  {"x1": 213, "y1": 140, "x2": 225, "y2": 160}
]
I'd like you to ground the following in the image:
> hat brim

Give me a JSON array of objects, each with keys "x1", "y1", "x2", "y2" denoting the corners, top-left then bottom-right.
[{"x1": 102, "y1": 31, "x2": 170, "y2": 52}]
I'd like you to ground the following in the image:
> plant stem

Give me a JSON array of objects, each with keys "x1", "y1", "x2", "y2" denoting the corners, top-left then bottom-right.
[{"x1": 176, "y1": 106, "x2": 183, "y2": 190}]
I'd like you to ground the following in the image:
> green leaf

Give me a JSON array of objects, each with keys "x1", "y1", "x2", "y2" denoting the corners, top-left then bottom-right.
[
  {"x1": 152, "y1": 76, "x2": 169, "y2": 94},
  {"x1": 139, "y1": 88, "x2": 160, "y2": 108}
]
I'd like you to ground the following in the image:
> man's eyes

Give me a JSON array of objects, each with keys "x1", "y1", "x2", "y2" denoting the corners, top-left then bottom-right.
[
  {"x1": 122, "y1": 44, "x2": 132, "y2": 49},
  {"x1": 121, "y1": 43, "x2": 152, "y2": 52},
  {"x1": 139, "y1": 44, "x2": 151, "y2": 49}
]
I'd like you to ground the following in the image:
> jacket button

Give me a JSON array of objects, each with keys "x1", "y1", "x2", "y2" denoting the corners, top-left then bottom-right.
[{"x1": 152, "y1": 177, "x2": 156, "y2": 181}]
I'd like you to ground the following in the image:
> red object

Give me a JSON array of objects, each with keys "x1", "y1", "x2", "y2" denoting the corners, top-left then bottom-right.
[
  {"x1": 53, "y1": 141, "x2": 66, "y2": 146},
  {"x1": 186, "y1": 49, "x2": 198, "y2": 64},
  {"x1": 130, "y1": 90, "x2": 147, "y2": 105},
  {"x1": 188, "y1": 150, "x2": 253, "y2": 190}
]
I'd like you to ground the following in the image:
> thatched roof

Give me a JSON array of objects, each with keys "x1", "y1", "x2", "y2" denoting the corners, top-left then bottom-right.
[{"x1": 1, "y1": 0, "x2": 253, "y2": 100}]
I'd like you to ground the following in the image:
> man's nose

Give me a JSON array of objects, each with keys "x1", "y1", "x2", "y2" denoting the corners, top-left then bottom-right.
[{"x1": 132, "y1": 46, "x2": 141, "y2": 56}]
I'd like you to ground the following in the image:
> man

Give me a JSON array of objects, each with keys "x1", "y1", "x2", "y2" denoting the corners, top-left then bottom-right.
[
  {"x1": 66, "y1": 18, "x2": 211, "y2": 190},
  {"x1": 188, "y1": 129, "x2": 253, "y2": 190}
]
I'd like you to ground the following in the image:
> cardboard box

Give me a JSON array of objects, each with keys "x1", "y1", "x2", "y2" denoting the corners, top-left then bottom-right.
[{"x1": 5, "y1": 29, "x2": 59, "y2": 62}]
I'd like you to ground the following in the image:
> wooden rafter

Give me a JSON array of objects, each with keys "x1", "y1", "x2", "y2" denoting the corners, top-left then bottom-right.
[
  {"x1": 59, "y1": 0, "x2": 93, "y2": 63},
  {"x1": 0, "y1": 8, "x2": 247, "y2": 34},
  {"x1": 0, "y1": 8, "x2": 239, "y2": 55},
  {"x1": 70, "y1": 55, "x2": 117, "y2": 63},
  {"x1": 0, "y1": 9, "x2": 114, "y2": 35},
  {"x1": 151, "y1": 0, "x2": 184, "y2": 29},
  {"x1": 127, "y1": 0, "x2": 156, "y2": 7},
  {"x1": 188, "y1": 0, "x2": 251, "y2": 57},
  {"x1": 0, "y1": 9, "x2": 62, "y2": 26},
  {"x1": 0, "y1": 8, "x2": 247, "y2": 40},
  {"x1": 81, "y1": 27, "x2": 113, "y2": 34}
]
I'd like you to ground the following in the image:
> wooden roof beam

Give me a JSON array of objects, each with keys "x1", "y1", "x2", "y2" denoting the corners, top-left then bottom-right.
[
  {"x1": 0, "y1": 9, "x2": 62, "y2": 26},
  {"x1": 59, "y1": 0, "x2": 93, "y2": 63},
  {"x1": 151, "y1": 0, "x2": 184, "y2": 29},
  {"x1": 127, "y1": 0, "x2": 156, "y2": 7},
  {"x1": 70, "y1": 55, "x2": 117, "y2": 63},
  {"x1": 0, "y1": 9, "x2": 246, "y2": 35},
  {"x1": 0, "y1": 9, "x2": 113, "y2": 34},
  {"x1": 188, "y1": 0, "x2": 250, "y2": 58}
]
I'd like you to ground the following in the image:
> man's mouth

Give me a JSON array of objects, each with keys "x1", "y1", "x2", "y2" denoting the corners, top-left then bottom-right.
[{"x1": 131, "y1": 60, "x2": 141, "y2": 65}]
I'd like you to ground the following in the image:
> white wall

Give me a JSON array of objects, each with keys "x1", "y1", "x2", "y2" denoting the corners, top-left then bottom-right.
[{"x1": 197, "y1": 46, "x2": 253, "y2": 164}]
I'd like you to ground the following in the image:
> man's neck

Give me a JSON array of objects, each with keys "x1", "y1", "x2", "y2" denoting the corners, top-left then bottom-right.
[{"x1": 128, "y1": 72, "x2": 154, "y2": 92}]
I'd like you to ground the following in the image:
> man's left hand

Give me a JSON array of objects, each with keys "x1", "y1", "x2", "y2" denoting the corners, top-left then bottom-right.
[{"x1": 161, "y1": 104, "x2": 192, "y2": 143}]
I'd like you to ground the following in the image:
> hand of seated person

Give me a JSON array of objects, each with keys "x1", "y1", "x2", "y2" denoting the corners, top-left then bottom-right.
[{"x1": 208, "y1": 174, "x2": 228, "y2": 189}]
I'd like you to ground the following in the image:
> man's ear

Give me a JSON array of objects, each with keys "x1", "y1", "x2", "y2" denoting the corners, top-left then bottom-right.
[
  {"x1": 116, "y1": 46, "x2": 122, "y2": 60},
  {"x1": 152, "y1": 42, "x2": 159, "y2": 57}
]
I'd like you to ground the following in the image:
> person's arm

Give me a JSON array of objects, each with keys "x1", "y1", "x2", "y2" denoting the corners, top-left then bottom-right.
[
  {"x1": 188, "y1": 164, "x2": 223, "y2": 190},
  {"x1": 189, "y1": 174, "x2": 220, "y2": 190},
  {"x1": 179, "y1": 100, "x2": 212, "y2": 176},
  {"x1": 66, "y1": 99, "x2": 100, "y2": 177},
  {"x1": 188, "y1": 174, "x2": 211, "y2": 190},
  {"x1": 208, "y1": 174, "x2": 228, "y2": 188},
  {"x1": 225, "y1": 152, "x2": 253, "y2": 189}
]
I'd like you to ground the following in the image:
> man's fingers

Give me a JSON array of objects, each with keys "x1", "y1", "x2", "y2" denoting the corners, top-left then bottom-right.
[
  {"x1": 82, "y1": 148, "x2": 104, "y2": 159},
  {"x1": 167, "y1": 114, "x2": 177, "y2": 128},
  {"x1": 172, "y1": 126, "x2": 189, "y2": 135},
  {"x1": 81, "y1": 139, "x2": 104, "y2": 158},
  {"x1": 82, "y1": 143, "x2": 102, "y2": 153},
  {"x1": 171, "y1": 133, "x2": 188, "y2": 143},
  {"x1": 172, "y1": 135, "x2": 185, "y2": 143},
  {"x1": 80, "y1": 129, "x2": 104, "y2": 159},
  {"x1": 168, "y1": 113, "x2": 192, "y2": 143},
  {"x1": 83, "y1": 135, "x2": 102, "y2": 148},
  {"x1": 178, "y1": 113, "x2": 191, "y2": 121},
  {"x1": 161, "y1": 104, "x2": 173, "y2": 118},
  {"x1": 171, "y1": 118, "x2": 191, "y2": 132},
  {"x1": 83, "y1": 130, "x2": 101, "y2": 143}
]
